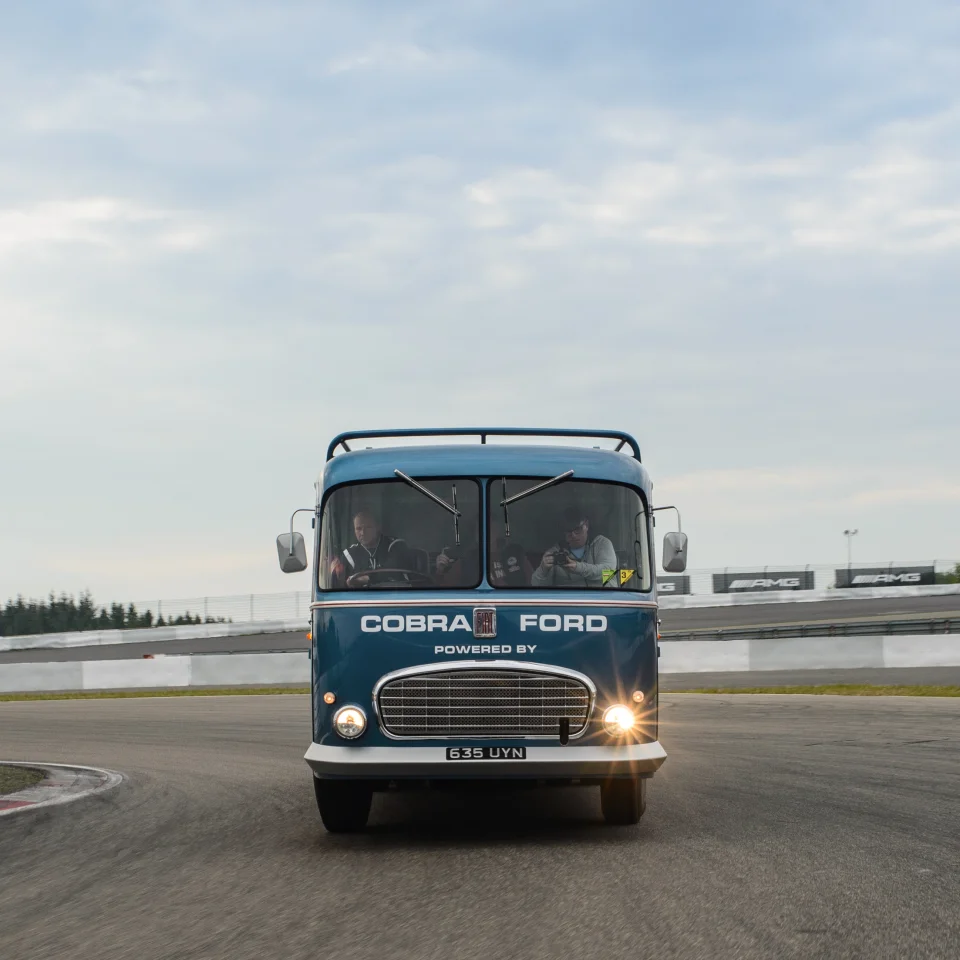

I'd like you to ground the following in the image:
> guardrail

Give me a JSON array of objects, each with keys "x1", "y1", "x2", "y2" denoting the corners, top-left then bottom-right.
[
  {"x1": 663, "y1": 618, "x2": 960, "y2": 642},
  {"x1": 0, "y1": 620, "x2": 305, "y2": 654},
  {"x1": 3, "y1": 583, "x2": 960, "y2": 653},
  {"x1": 4, "y1": 560, "x2": 957, "y2": 638}
]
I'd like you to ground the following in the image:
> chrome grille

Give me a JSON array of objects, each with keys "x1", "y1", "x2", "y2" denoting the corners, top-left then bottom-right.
[{"x1": 376, "y1": 669, "x2": 592, "y2": 738}]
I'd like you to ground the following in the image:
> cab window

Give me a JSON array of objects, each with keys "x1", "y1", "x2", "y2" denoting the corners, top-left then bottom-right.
[
  {"x1": 488, "y1": 478, "x2": 651, "y2": 591},
  {"x1": 319, "y1": 478, "x2": 481, "y2": 590}
]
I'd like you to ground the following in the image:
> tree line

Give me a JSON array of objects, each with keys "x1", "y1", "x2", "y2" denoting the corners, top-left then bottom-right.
[
  {"x1": 936, "y1": 563, "x2": 960, "y2": 584},
  {"x1": 0, "y1": 592, "x2": 228, "y2": 637}
]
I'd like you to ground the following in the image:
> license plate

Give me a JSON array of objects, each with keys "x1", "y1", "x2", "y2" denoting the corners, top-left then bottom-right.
[{"x1": 446, "y1": 747, "x2": 527, "y2": 761}]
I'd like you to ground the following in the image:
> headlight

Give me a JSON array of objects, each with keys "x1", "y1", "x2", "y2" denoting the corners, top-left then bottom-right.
[
  {"x1": 333, "y1": 705, "x2": 367, "y2": 739},
  {"x1": 603, "y1": 704, "x2": 636, "y2": 736}
]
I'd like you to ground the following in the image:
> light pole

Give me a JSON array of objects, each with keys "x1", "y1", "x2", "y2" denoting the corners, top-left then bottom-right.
[{"x1": 843, "y1": 529, "x2": 858, "y2": 568}]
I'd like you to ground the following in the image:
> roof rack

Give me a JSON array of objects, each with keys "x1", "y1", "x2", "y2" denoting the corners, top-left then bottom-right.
[{"x1": 326, "y1": 428, "x2": 641, "y2": 462}]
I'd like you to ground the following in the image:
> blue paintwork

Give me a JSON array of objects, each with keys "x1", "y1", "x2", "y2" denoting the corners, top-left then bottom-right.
[
  {"x1": 310, "y1": 431, "x2": 660, "y2": 768},
  {"x1": 312, "y1": 602, "x2": 659, "y2": 749}
]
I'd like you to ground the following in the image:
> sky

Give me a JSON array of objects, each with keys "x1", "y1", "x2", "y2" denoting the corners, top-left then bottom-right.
[{"x1": 1, "y1": 0, "x2": 959, "y2": 604}]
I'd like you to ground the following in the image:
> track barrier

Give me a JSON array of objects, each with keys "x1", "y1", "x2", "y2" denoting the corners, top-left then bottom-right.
[
  {"x1": 1, "y1": 638, "x2": 958, "y2": 694},
  {"x1": 3, "y1": 584, "x2": 959, "y2": 654}
]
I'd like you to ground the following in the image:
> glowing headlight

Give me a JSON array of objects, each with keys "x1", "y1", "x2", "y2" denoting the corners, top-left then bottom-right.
[
  {"x1": 603, "y1": 704, "x2": 636, "y2": 736},
  {"x1": 333, "y1": 705, "x2": 367, "y2": 740}
]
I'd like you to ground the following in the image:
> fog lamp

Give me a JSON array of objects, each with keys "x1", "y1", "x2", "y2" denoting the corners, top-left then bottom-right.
[
  {"x1": 603, "y1": 704, "x2": 636, "y2": 736},
  {"x1": 333, "y1": 705, "x2": 366, "y2": 739}
]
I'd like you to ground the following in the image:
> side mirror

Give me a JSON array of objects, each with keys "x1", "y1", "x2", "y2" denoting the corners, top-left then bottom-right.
[
  {"x1": 276, "y1": 532, "x2": 307, "y2": 573},
  {"x1": 662, "y1": 531, "x2": 688, "y2": 573}
]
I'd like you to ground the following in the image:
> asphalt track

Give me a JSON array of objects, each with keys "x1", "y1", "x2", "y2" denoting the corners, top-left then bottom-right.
[
  {"x1": 2, "y1": 695, "x2": 958, "y2": 960},
  {"x1": 2, "y1": 594, "x2": 958, "y2": 664}
]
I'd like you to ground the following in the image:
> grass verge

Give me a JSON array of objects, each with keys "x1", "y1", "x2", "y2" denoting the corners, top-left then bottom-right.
[
  {"x1": 673, "y1": 684, "x2": 960, "y2": 696},
  {"x1": 0, "y1": 687, "x2": 310, "y2": 703},
  {"x1": 0, "y1": 765, "x2": 45, "y2": 794}
]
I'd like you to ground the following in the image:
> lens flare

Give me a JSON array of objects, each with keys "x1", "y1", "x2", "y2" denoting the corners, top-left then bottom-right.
[{"x1": 603, "y1": 704, "x2": 636, "y2": 736}]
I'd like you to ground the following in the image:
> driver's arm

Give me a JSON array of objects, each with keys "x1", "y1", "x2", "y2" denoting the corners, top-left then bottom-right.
[
  {"x1": 434, "y1": 553, "x2": 460, "y2": 586},
  {"x1": 326, "y1": 552, "x2": 346, "y2": 588}
]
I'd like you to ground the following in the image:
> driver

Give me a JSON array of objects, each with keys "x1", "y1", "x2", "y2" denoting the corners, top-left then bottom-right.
[
  {"x1": 531, "y1": 507, "x2": 617, "y2": 589},
  {"x1": 330, "y1": 510, "x2": 413, "y2": 585}
]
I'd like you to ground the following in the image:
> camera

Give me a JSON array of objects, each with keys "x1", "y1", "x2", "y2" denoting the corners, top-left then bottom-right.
[{"x1": 553, "y1": 550, "x2": 572, "y2": 567}]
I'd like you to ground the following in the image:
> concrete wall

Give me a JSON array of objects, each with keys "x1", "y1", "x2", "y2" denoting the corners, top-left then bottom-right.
[
  {"x1": 656, "y1": 634, "x2": 960, "y2": 674},
  {"x1": 2, "y1": 636, "x2": 959, "y2": 693},
  {"x1": 0, "y1": 662, "x2": 84, "y2": 693},
  {"x1": 0, "y1": 652, "x2": 310, "y2": 693}
]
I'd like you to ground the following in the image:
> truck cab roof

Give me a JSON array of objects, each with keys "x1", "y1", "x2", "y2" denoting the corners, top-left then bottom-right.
[{"x1": 319, "y1": 442, "x2": 652, "y2": 495}]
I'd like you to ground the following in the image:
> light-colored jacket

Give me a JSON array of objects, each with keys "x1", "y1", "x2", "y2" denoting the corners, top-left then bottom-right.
[{"x1": 530, "y1": 535, "x2": 619, "y2": 589}]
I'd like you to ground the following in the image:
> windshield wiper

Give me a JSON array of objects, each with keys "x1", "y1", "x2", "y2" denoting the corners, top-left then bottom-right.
[
  {"x1": 500, "y1": 470, "x2": 574, "y2": 538},
  {"x1": 394, "y1": 469, "x2": 462, "y2": 545}
]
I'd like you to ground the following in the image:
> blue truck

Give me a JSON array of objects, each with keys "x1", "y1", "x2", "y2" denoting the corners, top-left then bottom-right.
[{"x1": 276, "y1": 428, "x2": 688, "y2": 831}]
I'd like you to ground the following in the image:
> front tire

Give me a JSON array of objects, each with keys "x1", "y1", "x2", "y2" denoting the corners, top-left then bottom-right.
[
  {"x1": 313, "y1": 777, "x2": 372, "y2": 833},
  {"x1": 601, "y1": 777, "x2": 646, "y2": 825}
]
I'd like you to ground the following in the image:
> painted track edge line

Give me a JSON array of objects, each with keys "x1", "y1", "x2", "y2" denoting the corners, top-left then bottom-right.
[{"x1": 0, "y1": 762, "x2": 124, "y2": 817}]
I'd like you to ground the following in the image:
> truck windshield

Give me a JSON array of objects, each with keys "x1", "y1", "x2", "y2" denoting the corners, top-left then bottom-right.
[
  {"x1": 319, "y1": 478, "x2": 481, "y2": 590},
  {"x1": 488, "y1": 478, "x2": 651, "y2": 591}
]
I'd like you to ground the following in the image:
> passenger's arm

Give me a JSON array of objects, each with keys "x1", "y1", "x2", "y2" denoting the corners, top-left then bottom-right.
[
  {"x1": 571, "y1": 536, "x2": 618, "y2": 587},
  {"x1": 530, "y1": 547, "x2": 558, "y2": 587}
]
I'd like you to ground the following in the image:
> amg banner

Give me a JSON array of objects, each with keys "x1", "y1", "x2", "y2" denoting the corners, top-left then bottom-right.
[
  {"x1": 835, "y1": 566, "x2": 935, "y2": 588},
  {"x1": 713, "y1": 571, "x2": 815, "y2": 593},
  {"x1": 657, "y1": 576, "x2": 691, "y2": 595}
]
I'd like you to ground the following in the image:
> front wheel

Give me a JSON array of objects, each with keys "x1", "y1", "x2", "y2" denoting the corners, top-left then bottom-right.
[
  {"x1": 600, "y1": 777, "x2": 646, "y2": 825},
  {"x1": 313, "y1": 777, "x2": 373, "y2": 833}
]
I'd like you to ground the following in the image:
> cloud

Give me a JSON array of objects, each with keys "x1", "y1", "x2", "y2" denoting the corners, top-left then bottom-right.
[
  {"x1": 324, "y1": 43, "x2": 469, "y2": 75},
  {"x1": 462, "y1": 109, "x2": 960, "y2": 257},
  {"x1": 21, "y1": 68, "x2": 212, "y2": 132},
  {"x1": 660, "y1": 466, "x2": 960, "y2": 517},
  {"x1": 0, "y1": 197, "x2": 214, "y2": 257},
  {"x1": 1, "y1": 0, "x2": 959, "y2": 596}
]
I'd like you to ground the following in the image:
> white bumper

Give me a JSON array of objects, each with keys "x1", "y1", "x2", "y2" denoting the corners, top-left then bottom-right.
[{"x1": 304, "y1": 740, "x2": 667, "y2": 779}]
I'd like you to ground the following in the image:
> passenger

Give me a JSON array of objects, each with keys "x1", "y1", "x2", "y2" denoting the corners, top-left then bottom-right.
[
  {"x1": 489, "y1": 531, "x2": 533, "y2": 587},
  {"x1": 531, "y1": 507, "x2": 618, "y2": 589},
  {"x1": 434, "y1": 532, "x2": 533, "y2": 587},
  {"x1": 329, "y1": 510, "x2": 412, "y2": 585}
]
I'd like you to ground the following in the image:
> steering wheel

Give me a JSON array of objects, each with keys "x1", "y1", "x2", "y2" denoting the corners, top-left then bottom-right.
[{"x1": 344, "y1": 568, "x2": 434, "y2": 589}]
